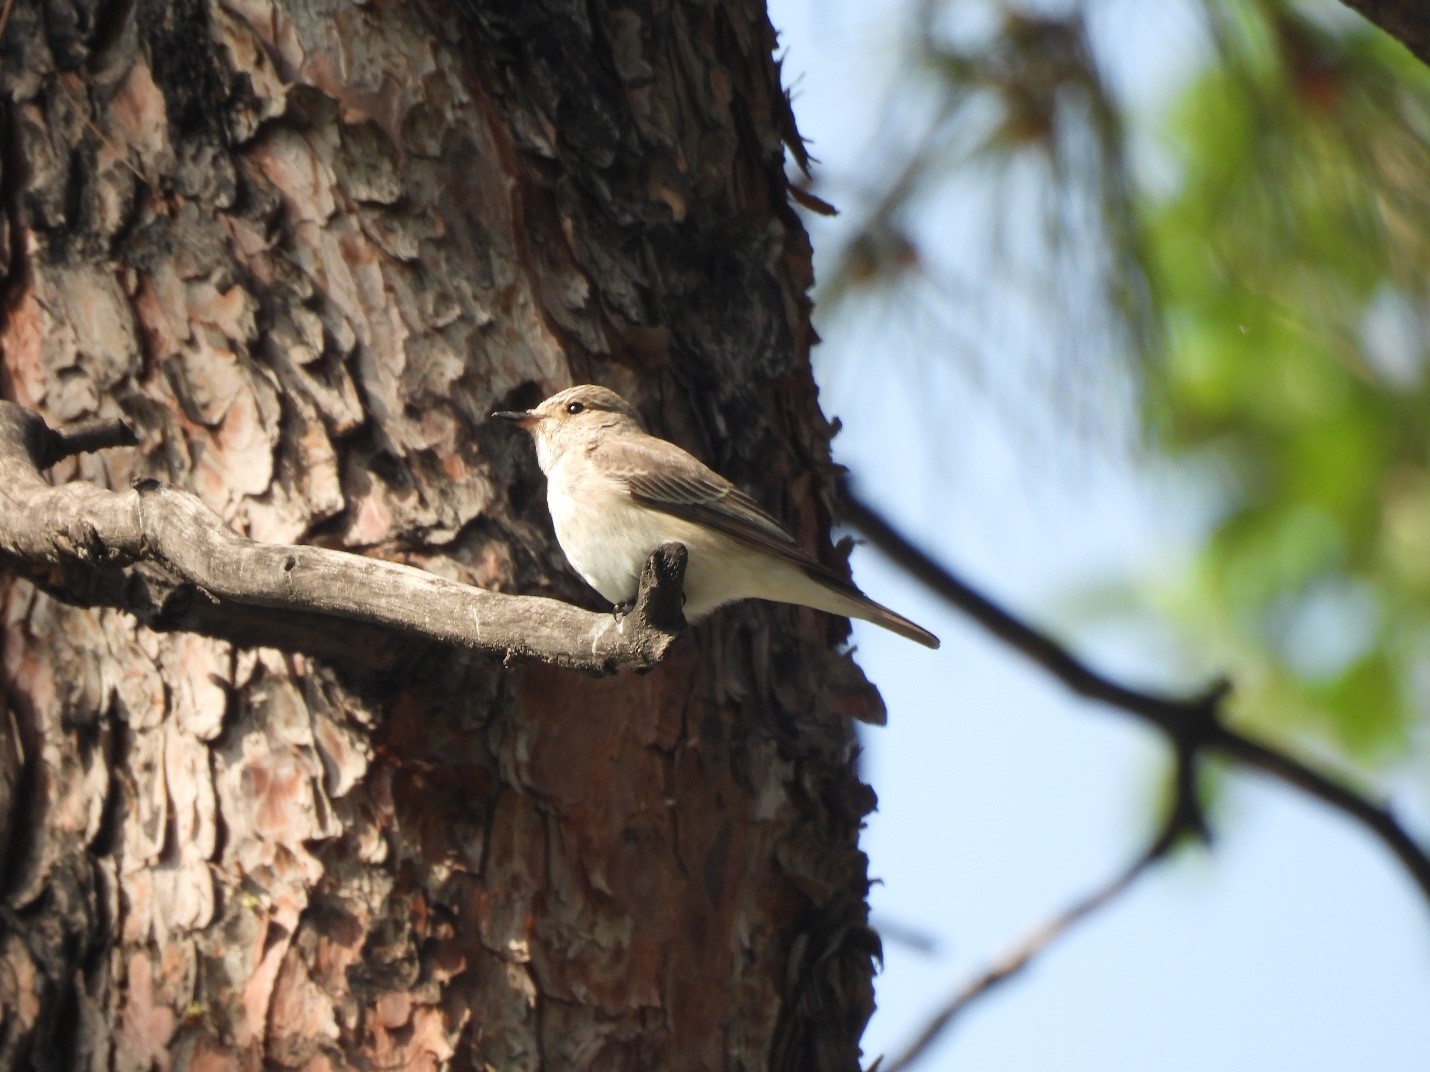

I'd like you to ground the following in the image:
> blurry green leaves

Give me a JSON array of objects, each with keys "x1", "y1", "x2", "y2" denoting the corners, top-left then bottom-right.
[
  {"x1": 802, "y1": 0, "x2": 1429, "y2": 766},
  {"x1": 799, "y1": 0, "x2": 1428, "y2": 766},
  {"x1": 813, "y1": 2, "x2": 1158, "y2": 405},
  {"x1": 1149, "y1": 0, "x2": 1430, "y2": 760}
]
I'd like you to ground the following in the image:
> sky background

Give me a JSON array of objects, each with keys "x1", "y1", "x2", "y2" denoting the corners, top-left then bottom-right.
[{"x1": 764, "y1": 1, "x2": 1430, "y2": 1069}]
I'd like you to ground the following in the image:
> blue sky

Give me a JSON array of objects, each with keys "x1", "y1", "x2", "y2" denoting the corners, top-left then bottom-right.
[{"x1": 765, "y1": 1, "x2": 1430, "y2": 1068}]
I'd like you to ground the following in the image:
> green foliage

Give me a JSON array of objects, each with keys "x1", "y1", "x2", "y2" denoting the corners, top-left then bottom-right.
[
  {"x1": 1148, "y1": 0, "x2": 1430, "y2": 759},
  {"x1": 809, "y1": 0, "x2": 1427, "y2": 769}
]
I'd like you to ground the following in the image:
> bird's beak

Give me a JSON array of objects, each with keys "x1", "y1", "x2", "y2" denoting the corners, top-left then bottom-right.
[{"x1": 491, "y1": 409, "x2": 543, "y2": 429}]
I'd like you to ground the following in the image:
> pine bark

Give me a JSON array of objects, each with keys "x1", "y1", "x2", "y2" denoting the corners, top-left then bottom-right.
[{"x1": 0, "y1": 1, "x2": 882, "y2": 1069}]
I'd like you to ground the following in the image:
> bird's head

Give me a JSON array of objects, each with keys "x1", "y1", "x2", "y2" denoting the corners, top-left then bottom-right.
[{"x1": 491, "y1": 384, "x2": 644, "y2": 471}]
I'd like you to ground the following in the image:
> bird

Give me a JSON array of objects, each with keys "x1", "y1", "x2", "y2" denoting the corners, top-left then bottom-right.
[{"x1": 491, "y1": 384, "x2": 940, "y2": 649}]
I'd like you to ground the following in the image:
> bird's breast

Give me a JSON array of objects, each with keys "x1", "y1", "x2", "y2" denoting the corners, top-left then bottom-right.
[
  {"x1": 547, "y1": 478, "x2": 658, "y2": 604},
  {"x1": 545, "y1": 464, "x2": 780, "y2": 617}
]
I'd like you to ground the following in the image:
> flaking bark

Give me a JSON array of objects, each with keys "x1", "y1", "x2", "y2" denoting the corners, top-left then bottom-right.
[{"x1": 0, "y1": 1, "x2": 882, "y2": 1070}]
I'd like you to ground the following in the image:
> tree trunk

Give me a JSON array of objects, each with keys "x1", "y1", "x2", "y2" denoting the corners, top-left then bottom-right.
[{"x1": 0, "y1": 1, "x2": 882, "y2": 1069}]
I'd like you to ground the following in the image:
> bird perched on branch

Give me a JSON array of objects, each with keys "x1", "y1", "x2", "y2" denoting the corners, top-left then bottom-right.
[{"x1": 492, "y1": 385, "x2": 940, "y2": 649}]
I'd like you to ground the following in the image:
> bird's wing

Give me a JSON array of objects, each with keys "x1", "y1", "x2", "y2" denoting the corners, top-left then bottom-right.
[
  {"x1": 597, "y1": 434, "x2": 855, "y2": 583},
  {"x1": 599, "y1": 435, "x2": 795, "y2": 545},
  {"x1": 597, "y1": 433, "x2": 942, "y2": 649}
]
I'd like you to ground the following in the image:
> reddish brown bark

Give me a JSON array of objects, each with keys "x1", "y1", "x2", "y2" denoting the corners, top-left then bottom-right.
[{"x1": 0, "y1": 0, "x2": 881, "y2": 1069}]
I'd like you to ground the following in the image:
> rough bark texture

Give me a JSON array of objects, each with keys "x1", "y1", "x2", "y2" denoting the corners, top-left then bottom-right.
[{"x1": 0, "y1": 1, "x2": 883, "y2": 1070}]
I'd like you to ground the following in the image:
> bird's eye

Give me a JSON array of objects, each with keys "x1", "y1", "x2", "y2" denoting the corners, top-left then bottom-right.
[{"x1": 565, "y1": 402, "x2": 585, "y2": 415}]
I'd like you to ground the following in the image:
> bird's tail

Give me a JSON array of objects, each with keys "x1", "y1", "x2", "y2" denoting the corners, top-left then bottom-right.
[
  {"x1": 844, "y1": 595, "x2": 940, "y2": 649},
  {"x1": 729, "y1": 545, "x2": 942, "y2": 649},
  {"x1": 790, "y1": 565, "x2": 940, "y2": 649}
]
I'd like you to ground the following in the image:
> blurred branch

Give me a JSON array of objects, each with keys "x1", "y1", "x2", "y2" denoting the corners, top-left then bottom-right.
[
  {"x1": 882, "y1": 793, "x2": 1194, "y2": 1072},
  {"x1": 1336, "y1": 0, "x2": 1429, "y2": 66},
  {"x1": 869, "y1": 915, "x2": 942, "y2": 957},
  {"x1": 812, "y1": 6, "x2": 1160, "y2": 438},
  {"x1": 840, "y1": 486, "x2": 1430, "y2": 908}
]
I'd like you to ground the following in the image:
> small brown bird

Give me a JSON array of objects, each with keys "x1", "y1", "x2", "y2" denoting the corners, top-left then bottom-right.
[{"x1": 493, "y1": 385, "x2": 940, "y2": 648}]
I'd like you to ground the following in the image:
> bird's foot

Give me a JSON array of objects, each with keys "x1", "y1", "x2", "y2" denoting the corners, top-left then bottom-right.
[{"x1": 612, "y1": 599, "x2": 636, "y2": 621}]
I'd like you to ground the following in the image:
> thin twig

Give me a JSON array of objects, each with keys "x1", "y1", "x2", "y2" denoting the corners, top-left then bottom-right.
[
  {"x1": 881, "y1": 823, "x2": 1177, "y2": 1072},
  {"x1": 870, "y1": 915, "x2": 941, "y2": 957},
  {"x1": 840, "y1": 486, "x2": 1430, "y2": 908},
  {"x1": 35, "y1": 416, "x2": 139, "y2": 467},
  {"x1": 882, "y1": 702, "x2": 1212, "y2": 1072}
]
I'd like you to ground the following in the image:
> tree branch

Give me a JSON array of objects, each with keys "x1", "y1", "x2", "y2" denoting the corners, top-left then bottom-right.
[
  {"x1": 840, "y1": 487, "x2": 1430, "y2": 908},
  {"x1": 881, "y1": 729, "x2": 1210, "y2": 1072},
  {"x1": 1336, "y1": 0, "x2": 1429, "y2": 66},
  {"x1": 882, "y1": 810, "x2": 1189, "y2": 1072},
  {"x1": 879, "y1": 673, "x2": 1212, "y2": 1070},
  {"x1": 0, "y1": 403, "x2": 687, "y2": 674}
]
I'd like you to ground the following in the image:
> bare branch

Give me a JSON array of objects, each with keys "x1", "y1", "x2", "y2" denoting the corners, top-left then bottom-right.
[
  {"x1": 882, "y1": 714, "x2": 1212, "y2": 1072},
  {"x1": 31, "y1": 416, "x2": 139, "y2": 467},
  {"x1": 0, "y1": 403, "x2": 687, "y2": 674},
  {"x1": 882, "y1": 823, "x2": 1177, "y2": 1072},
  {"x1": 840, "y1": 486, "x2": 1430, "y2": 908},
  {"x1": 869, "y1": 915, "x2": 941, "y2": 956}
]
